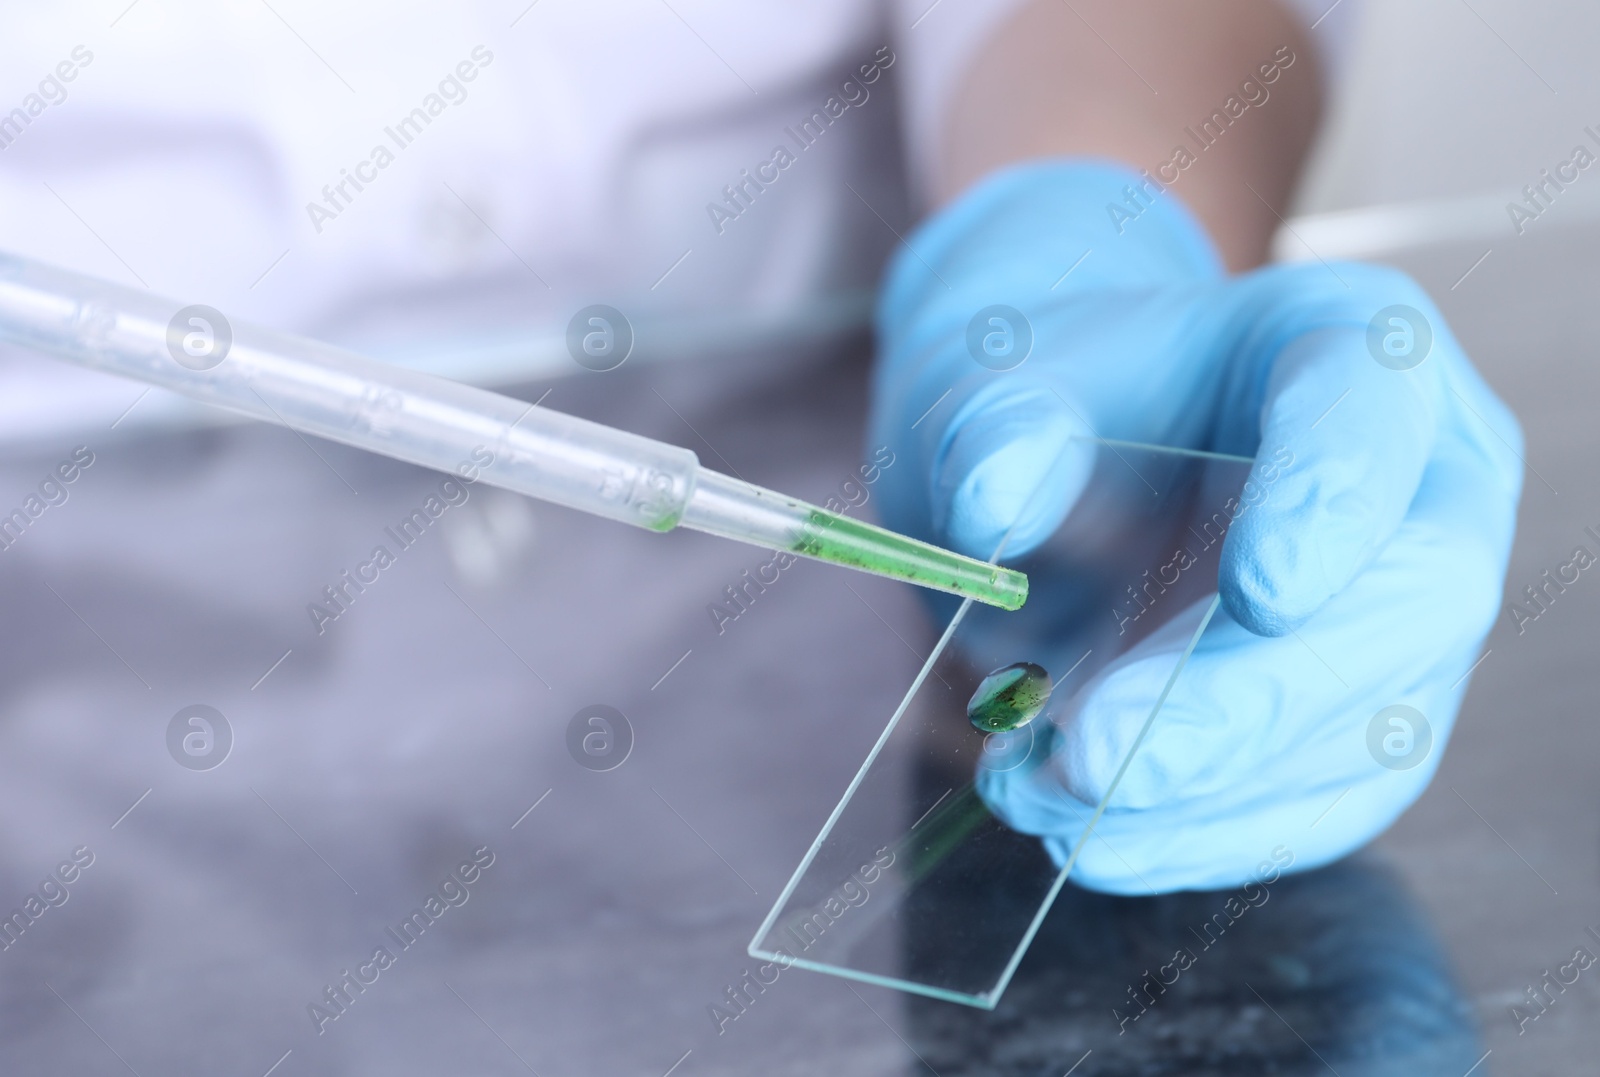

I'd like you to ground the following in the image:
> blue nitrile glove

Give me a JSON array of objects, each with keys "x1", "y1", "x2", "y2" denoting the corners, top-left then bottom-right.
[{"x1": 869, "y1": 160, "x2": 1523, "y2": 894}]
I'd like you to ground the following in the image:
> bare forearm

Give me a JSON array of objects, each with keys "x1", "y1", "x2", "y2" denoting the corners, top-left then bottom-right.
[{"x1": 934, "y1": 0, "x2": 1322, "y2": 270}]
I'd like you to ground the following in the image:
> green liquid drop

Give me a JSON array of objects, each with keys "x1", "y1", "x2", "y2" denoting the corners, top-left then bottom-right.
[
  {"x1": 967, "y1": 662, "x2": 1053, "y2": 733},
  {"x1": 794, "y1": 510, "x2": 1028, "y2": 611}
]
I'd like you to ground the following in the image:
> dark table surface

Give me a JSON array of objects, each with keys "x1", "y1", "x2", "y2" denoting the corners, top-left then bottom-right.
[{"x1": 0, "y1": 217, "x2": 1594, "y2": 1077}]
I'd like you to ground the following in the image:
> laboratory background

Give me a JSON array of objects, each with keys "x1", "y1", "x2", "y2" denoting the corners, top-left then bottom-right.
[{"x1": 0, "y1": 1, "x2": 1596, "y2": 1075}]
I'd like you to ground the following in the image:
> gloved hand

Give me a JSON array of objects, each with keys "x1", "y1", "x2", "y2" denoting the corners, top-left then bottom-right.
[{"x1": 869, "y1": 160, "x2": 1523, "y2": 894}]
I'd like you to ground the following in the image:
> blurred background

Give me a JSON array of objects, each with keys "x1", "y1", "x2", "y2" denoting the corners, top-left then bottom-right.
[{"x1": 0, "y1": 1, "x2": 1596, "y2": 1075}]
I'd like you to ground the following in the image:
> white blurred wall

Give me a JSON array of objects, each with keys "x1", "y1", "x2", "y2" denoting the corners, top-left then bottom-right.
[{"x1": 1301, "y1": 0, "x2": 1600, "y2": 212}]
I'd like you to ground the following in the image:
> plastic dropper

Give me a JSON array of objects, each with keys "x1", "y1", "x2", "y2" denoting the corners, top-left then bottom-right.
[{"x1": 0, "y1": 254, "x2": 1027, "y2": 611}]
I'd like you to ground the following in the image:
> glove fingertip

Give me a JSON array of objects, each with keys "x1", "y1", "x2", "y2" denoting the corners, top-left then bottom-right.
[
  {"x1": 1219, "y1": 551, "x2": 1299, "y2": 637},
  {"x1": 941, "y1": 449, "x2": 1061, "y2": 558},
  {"x1": 1219, "y1": 514, "x2": 1334, "y2": 637},
  {"x1": 932, "y1": 392, "x2": 1086, "y2": 559}
]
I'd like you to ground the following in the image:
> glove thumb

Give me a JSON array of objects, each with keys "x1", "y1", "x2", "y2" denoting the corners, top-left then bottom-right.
[{"x1": 932, "y1": 383, "x2": 1091, "y2": 560}]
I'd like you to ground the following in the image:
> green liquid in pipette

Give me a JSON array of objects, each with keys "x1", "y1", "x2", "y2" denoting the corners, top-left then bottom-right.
[{"x1": 794, "y1": 510, "x2": 1028, "y2": 611}]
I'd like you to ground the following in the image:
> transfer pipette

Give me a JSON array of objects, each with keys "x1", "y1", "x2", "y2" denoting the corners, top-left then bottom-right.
[{"x1": 0, "y1": 254, "x2": 1027, "y2": 610}]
